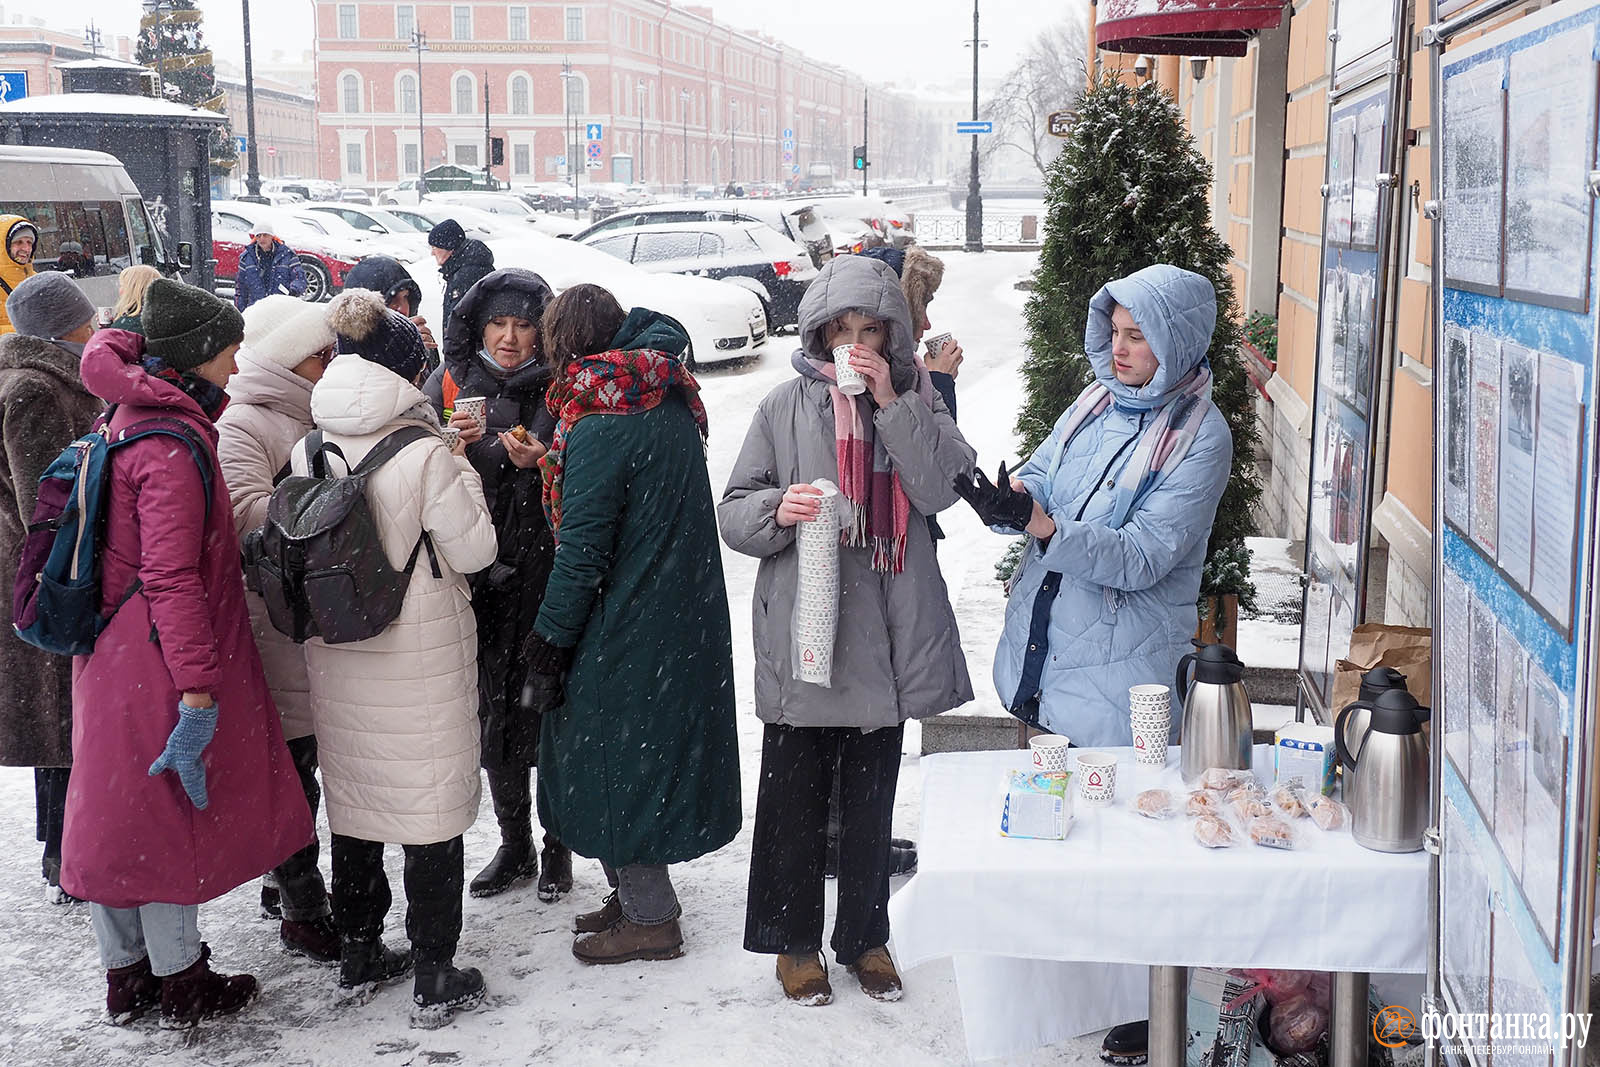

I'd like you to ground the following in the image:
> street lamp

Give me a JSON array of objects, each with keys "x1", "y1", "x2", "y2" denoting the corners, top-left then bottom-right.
[
  {"x1": 680, "y1": 89, "x2": 691, "y2": 197},
  {"x1": 241, "y1": 0, "x2": 262, "y2": 198},
  {"x1": 559, "y1": 58, "x2": 578, "y2": 218},
  {"x1": 636, "y1": 79, "x2": 646, "y2": 185},
  {"x1": 962, "y1": 0, "x2": 986, "y2": 253},
  {"x1": 410, "y1": 30, "x2": 428, "y2": 196},
  {"x1": 758, "y1": 105, "x2": 769, "y2": 183},
  {"x1": 728, "y1": 100, "x2": 737, "y2": 190}
]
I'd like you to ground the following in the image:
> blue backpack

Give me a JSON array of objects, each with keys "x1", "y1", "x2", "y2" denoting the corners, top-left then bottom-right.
[{"x1": 11, "y1": 409, "x2": 212, "y2": 656}]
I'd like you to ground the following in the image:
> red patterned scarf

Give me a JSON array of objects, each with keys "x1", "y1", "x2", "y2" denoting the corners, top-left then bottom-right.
[{"x1": 540, "y1": 348, "x2": 708, "y2": 534}]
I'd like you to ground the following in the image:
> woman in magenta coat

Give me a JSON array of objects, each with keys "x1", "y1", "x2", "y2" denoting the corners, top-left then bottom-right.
[{"x1": 62, "y1": 279, "x2": 313, "y2": 1028}]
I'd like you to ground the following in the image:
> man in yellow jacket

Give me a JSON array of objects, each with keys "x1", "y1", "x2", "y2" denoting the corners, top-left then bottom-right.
[{"x1": 0, "y1": 216, "x2": 39, "y2": 335}]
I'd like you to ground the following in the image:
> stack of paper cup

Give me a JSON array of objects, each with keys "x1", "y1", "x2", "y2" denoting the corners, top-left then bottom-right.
[
  {"x1": 832, "y1": 345, "x2": 868, "y2": 396},
  {"x1": 793, "y1": 480, "x2": 841, "y2": 686},
  {"x1": 1129, "y1": 684, "x2": 1172, "y2": 767}
]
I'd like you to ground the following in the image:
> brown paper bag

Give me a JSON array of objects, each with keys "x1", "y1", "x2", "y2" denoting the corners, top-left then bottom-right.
[{"x1": 1330, "y1": 623, "x2": 1432, "y2": 714}]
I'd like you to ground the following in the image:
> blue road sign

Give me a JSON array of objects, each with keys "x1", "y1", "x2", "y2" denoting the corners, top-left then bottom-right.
[
  {"x1": 585, "y1": 122, "x2": 603, "y2": 141},
  {"x1": 782, "y1": 127, "x2": 793, "y2": 139},
  {"x1": 556, "y1": 154, "x2": 566, "y2": 166},
  {"x1": 791, "y1": 164, "x2": 800, "y2": 175},
  {"x1": 956, "y1": 121, "x2": 993, "y2": 135},
  {"x1": 235, "y1": 135, "x2": 247, "y2": 153},
  {"x1": 0, "y1": 71, "x2": 28, "y2": 103}
]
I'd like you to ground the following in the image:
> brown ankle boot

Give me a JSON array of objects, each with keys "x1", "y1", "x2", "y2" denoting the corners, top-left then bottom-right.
[
  {"x1": 158, "y1": 944, "x2": 258, "y2": 1028},
  {"x1": 106, "y1": 956, "x2": 162, "y2": 1025},
  {"x1": 847, "y1": 946, "x2": 903, "y2": 1002},
  {"x1": 776, "y1": 952, "x2": 832, "y2": 1006},
  {"x1": 572, "y1": 891, "x2": 622, "y2": 934},
  {"x1": 571, "y1": 915, "x2": 684, "y2": 964}
]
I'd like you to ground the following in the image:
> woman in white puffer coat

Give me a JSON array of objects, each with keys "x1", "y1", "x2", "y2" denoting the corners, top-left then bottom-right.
[{"x1": 295, "y1": 288, "x2": 498, "y2": 1029}]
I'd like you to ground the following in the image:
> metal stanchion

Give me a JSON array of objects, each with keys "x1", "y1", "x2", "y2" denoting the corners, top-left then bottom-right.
[
  {"x1": 1330, "y1": 971, "x2": 1371, "y2": 1067},
  {"x1": 1149, "y1": 965, "x2": 1189, "y2": 1067}
]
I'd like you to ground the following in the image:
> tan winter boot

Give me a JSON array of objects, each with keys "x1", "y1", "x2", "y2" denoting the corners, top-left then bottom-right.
[
  {"x1": 776, "y1": 952, "x2": 832, "y2": 1006},
  {"x1": 848, "y1": 946, "x2": 903, "y2": 1002},
  {"x1": 571, "y1": 915, "x2": 684, "y2": 964}
]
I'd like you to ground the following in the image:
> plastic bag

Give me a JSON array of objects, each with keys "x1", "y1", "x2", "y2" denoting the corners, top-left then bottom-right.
[
  {"x1": 1194, "y1": 813, "x2": 1237, "y2": 848},
  {"x1": 1229, "y1": 970, "x2": 1331, "y2": 1056},
  {"x1": 792, "y1": 480, "x2": 842, "y2": 687},
  {"x1": 1201, "y1": 767, "x2": 1255, "y2": 791},
  {"x1": 1309, "y1": 795, "x2": 1349, "y2": 831},
  {"x1": 1187, "y1": 789, "x2": 1223, "y2": 817},
  {"x1": 1134, "y1": 788, "x2": 1177, "y2": 819},
  {"x1": 1270, "y1": 782, "x2": 1309, "y2": 818},
  {"x1": 1248, "y1": 815, "x2": 1297, "y2": 850}
]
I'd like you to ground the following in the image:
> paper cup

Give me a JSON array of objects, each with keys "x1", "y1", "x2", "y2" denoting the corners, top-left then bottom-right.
[
  {"x1": 1076, "y1": 751, "x2": 1118, "y2": 805},
  {"x1": 455, "y1": 396, "x2": 487, "y2": 433},
  {"x1": 1028, "y1": 734, "x2": 1071, "y2": 773},
  {"x1": 96, "y1": 306, "x2": 113, "y2": 328},
  {"x1": 1129, "y1": 684, "x2": 1171, "y2": 711},
  {"x1": 1130, "y1": 716, "x2": 1170, "y2": 767},
  {"x1": 440, "y1": 425, "x2": 461, "y2": 451},
  {"x1": 832, "y1": 344, "x2": 867, "y2": 396}
]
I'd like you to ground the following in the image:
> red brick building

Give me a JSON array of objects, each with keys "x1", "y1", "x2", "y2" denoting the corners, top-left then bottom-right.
[{"x1": 314, "y1": 1, "x2": 918, "y2": 190}]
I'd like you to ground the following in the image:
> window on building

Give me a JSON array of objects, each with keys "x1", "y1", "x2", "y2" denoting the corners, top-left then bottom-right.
[
  {"x1": 508, "y1": 6, "x2": 528, "y2": 41},
  {"x1": 454, "y1": 143, "x2": 478, "y2": 167},
  {"x1": 337, "y1": 3, "x2": 357, "y2": 38},
  {"x1": 346, "y1": 142, "x2": 363, "y2": 175},
  {"x1": 341, "y1": 74, "x2": 360, "y2": 113},
  {"x1": 399, "y1": 73, "x2": 417, "y2": 115},
  {"x1": 513, "y1": 143, "x2": 530, "y2": 175},
  {"x1": 565, "y1": 75, "x2": 585, "y2": 115},
  {"x1": 401, "y1": 142, "x2": 419, "y2": 175},
  {"x1": 511, "y1": 75, "x2": 529, "y2": 115},
  {"x1": 454, "y1": 74, "x2": 473, "y2": 114},
  {"x1": 453, "y1": 5, "x2": 471, "y2": 40},
  {"x1": 565, "y1": 6, "x2": 584, "y2": 42},
  {"x1": 395, "y1": 5, "x2": 414, "y2": 41}
]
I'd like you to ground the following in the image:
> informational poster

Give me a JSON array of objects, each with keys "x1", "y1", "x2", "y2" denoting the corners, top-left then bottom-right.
[
  {"x1": 1351, "y1": 104, "x2": 1386, "y2": 251},
  {"x1": 1332, "y1": 0, "x2": 1397, "y2": 79},
  {"x1": 1326, "y1": 116, "x2": 1357, "y2": 248},
  {"x1": 1436, "y1": 3, "x2": 1599, "y2": 1058}
]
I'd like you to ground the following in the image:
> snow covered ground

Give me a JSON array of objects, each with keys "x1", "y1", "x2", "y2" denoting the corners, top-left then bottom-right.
[{"x1": 0, "y1": 251, "x2": 1122, "y2": 1065}]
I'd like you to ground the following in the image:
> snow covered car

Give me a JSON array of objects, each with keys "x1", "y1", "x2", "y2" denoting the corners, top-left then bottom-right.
[
  {"x1": 569, "y1": 199, "x2": 833, "y2": 268},
  {"x1": 287, "y1": 208, "x2": 420, "y2": 260},
  {"x1": 211, "y1": 207, "x2": 360, "y2": 303},
  {"x1": 406, "y1": 232, "x2": 768, "y2": 366},
  {"x1": 300, "y1": 204, "x2": 431, "y2": 258},
  {"x1": 421, "y1": 191, "x2": 584, "y2": 237}
]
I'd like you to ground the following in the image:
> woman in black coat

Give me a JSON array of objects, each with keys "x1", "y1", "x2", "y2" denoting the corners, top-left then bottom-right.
[{"x1": 422, "y1": 267, "x2": 570, "y2": 901}]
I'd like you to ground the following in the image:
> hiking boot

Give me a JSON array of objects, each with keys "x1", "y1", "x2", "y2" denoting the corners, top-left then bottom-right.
[
  {"x1": 1101, "y1": 1020, "x2": 1149, "y2": 1066},
  {"x1": 848, "y1": 946, "x2": 903, "y2": 1002},
  {"x1": 573, "y1": 891, "x2": 622, "y2": 934},
  {"x1": 776, "y1": 952, "x2": 833, "y2": 1006},
  {"x1": 572, "y1": 915, "x2": 684, "y2": 965},
  {"x1": 410, "y1": 963, "x2": 486, "y2": 1030},
  {"x1": 158, "y1": 944, "x2": 257, "y2": 1028},
  {"x1": 469, "y1": 840, "x2": 537, "y2": 898},
  {"x1": 537, "y1": 835, "x2": 573, "y2": 902},
  {"x1": 335, "y1": 937, "x2": 413, "y2": 1006},
  {"x1": 258, "y1": 884, "x2": 282, "y2": 920},
  {"x1": 105, "y1": 956, "x2": 162, "y2": 1025},
  {"x1": 280, "y1": 915, "x2": 341, "y2": 964}
]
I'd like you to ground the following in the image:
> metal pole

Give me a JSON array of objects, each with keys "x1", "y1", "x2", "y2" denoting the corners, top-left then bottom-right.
[
  {"x1": 483, "y1": 69, "x2": 490, "y2": 188},
  {"x1": 730, "y1": 102, "x2": 737, "y2": 188},
  {"x1": 413, "y1": 30, "x2": 427, "y2": 196},
  {"x1": 862, "y1": 89, "x2": 868, "y2": 197},
  {"x1": 1148, "y1": 966, "x2": 1188, "y2": 1067},
  {"x1": 681, "y1": 91, "x2": 689, "y2": 197},
  {"x1": 1329, "y1": 972, "x2": 1370, "y2": 1067},
  {"x1": 241, "y1": 0, "x2": 261, "y2": 197},
  {"x1": 638, "y1": 80, "x2": 645, "y2": 185},
  {"x1": 964, "y1": 0, "x2": 984, "y2": 253}
]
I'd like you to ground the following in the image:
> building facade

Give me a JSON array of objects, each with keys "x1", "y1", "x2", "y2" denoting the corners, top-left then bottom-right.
[
  {"x1": 216, "y1": 72, "x2": 319, "y2": 185},
  {"x1": 0, "y1": 12, "x2": 135, "y2": 101}
]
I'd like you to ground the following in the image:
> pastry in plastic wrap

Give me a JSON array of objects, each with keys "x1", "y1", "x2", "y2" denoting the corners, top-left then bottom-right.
[
  {"x1": 1250, "y1": 815, "x2": 1297, "y2": 850},
  {"x1": 1135, "y1": 789, "x2": 1176, "y2": 820},
  {"x1": 1233, "y1": 793, "x2": 1271, "y2": 820},
  {"x1": 1271, "y1": 783, "x2": 1309, "y2": 818},
  {"x1": 1186, "y1": 789, "x2": 1220, "y2": 816},
  {"x1": 1309, "y1": 795, "x2": 1349, "y2": 831},
  {"x1": 1201, "y1": 767, "x2": 1253, "y2": 791},
  {"x1": 1193, "y1": 814, "x2": 1236, "y2": 848}
]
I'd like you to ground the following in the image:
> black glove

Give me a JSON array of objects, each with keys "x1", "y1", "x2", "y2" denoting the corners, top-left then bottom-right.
[
  {"x1": 952, "y1": 461, "x2": 1035, "y2": 532},
  {"x1": 520, "y1": 632, "x2": 574, "y2": 716}
]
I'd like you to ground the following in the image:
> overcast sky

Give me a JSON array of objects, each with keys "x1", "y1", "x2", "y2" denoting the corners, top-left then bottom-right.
[{"x1": 31, "y1": 0, "x2": 1064, "y2": 94}]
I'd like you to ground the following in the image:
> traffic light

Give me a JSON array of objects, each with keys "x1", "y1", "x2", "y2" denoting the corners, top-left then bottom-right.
[
  {"x1": 852, "y1": 145, "x2": 867, "y2": 170},
  {"x1": 491, "y1": 137, "x2": 505, "y2": 166}
]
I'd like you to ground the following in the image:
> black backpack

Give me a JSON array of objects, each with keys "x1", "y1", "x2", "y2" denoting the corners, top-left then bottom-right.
[{"x1": 244, "y1": 425, "x2": 441, "y2": 644}]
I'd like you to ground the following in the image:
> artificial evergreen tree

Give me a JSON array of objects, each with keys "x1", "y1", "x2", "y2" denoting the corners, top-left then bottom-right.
[
  {"x1": 136, "y1": 0, "x2": 237, "y2": 182},
  {"x1": 1014, "y1": 75, "x2": 1262, "y2": 614}
]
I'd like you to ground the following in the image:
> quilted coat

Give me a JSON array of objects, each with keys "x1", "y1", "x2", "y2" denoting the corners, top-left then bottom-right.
[
  {"x1": 214, "y1": 347, "x2": 319, "y2": 739},
  {"x1": 61, "y1": 329, "x2": 313, "y2": 907},
  {"x1": 993, "y1": 265, "x2": 1233, "y2": 748},
  {"x1": 294, "y1": 353, "x2": 497, "y2": 846}
]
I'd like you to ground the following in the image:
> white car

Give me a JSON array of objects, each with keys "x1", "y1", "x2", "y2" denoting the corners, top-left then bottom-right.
[
  {"x1": 406, "y1": 232, "x2": 768, "y2": 366},
  {"x1": 390, "y1": 202, "x2": 523, "y2": 242},
  {"x1": 212, "y1": 200, "x2": 370, "y2": 263},
  {"x1": 289, "y1": 209, "x2": 418, "y2": 260},
  {"x1": 300, "y1": 204, "x2": 431, "y2": 258},
  {"x1": 378, "y1": 178, "x2": 423, "y2": 206}
]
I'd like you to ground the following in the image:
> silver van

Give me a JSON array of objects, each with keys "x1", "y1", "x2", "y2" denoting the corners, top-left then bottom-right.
[{"x1": 0, "y1": 145, "x2": 191, "y2": 304}]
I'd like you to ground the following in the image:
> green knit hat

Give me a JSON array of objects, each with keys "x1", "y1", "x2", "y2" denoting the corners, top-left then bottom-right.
[{"x1": 141, "y1": 277, "x2": 246, "y2": 371}]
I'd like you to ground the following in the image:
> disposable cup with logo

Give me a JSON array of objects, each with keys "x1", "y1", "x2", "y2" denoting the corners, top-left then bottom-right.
[
  {"x1": 1129, "y1": 684, "x2": 1172, "y2": 713},
  {"x1": 454, "y1": 396, "x2": 487, "y2": 433},
  {"x1": 441, "y1": 425, "x2": 461, "y2": 452},
  {"x1": 1076, "y1": 751, "x2": 1118, "y2": 806},
  {"x1": 1130, "y1": 716, "x2": 1170, "y2": 767},
  {"x1": 1028, "y1": 734, "x2": 1072, "y2": 773},
  {"x1": 832, "y1": 345, "x2": 868, "y2": 396}
]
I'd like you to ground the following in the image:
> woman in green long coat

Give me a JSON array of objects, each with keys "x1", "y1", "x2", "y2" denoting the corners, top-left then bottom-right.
[{"x1": 523, "y1": 283, "x2": 741, "y2": 966}]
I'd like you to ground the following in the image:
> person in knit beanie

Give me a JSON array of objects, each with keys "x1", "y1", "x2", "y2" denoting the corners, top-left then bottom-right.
[
  {"x1": 429, "y1": 219, "x2": 496, "y2": 338},
  {"x1": 6, "y1": 271, "x2": 96, "y2": 346},
  {"x1": 327, "y1": 288, "x2": 429, "y2": 386},
  {"x1": 143, "y1": 278, "x2": 246, "y2": 373}
]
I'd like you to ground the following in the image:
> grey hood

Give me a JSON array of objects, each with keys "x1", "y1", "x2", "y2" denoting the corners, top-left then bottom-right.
[{"x1": 796, "y1": 254, "x2": 919, "y2": 394}]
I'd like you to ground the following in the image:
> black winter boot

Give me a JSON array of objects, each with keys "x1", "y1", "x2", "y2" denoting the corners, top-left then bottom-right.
[
  {"x1": 1101, "y1": 1020, "x2": 1149, "y2": 1065},
  {"x1": 105, "y1": 956, "x2": 162, "y2": 1025},
  {"x1": 335, "y1": 937, "x2": 413, "y2": 1006},
  {"x1": 537, "y1": 834, "x2": 573, "y2": 902},
  {"x1": 469, "y1": 839, "x2": 537, "y2": 898},
  {"x1": 410, "y1": 962, "x2": 486, "y2": 1029}
]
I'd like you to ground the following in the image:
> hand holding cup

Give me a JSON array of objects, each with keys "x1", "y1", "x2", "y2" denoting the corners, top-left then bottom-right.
[
  {"x1": 776, "y1": 483, "x2": 824, "y2": 527},
  {"x1": 449, "y1": 407, "x2": 485, "y2": 445}
]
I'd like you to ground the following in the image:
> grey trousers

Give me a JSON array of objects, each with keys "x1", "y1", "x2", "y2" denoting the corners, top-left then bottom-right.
[
  {"x1": 600, "y1": 861, "x2": 680, "y2": 925},
  {"x1": 90, "y1": 901, "x2": 202, "y2": 976}
]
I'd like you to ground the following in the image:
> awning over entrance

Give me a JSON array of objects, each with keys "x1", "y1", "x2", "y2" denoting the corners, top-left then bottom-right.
[{"x1": 1095, "y1": 0, "x2": 1287, "y2": 57}]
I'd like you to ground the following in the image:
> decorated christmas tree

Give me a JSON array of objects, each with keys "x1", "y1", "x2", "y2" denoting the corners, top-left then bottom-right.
[
  {"x1": 1015, "y1": 75, "x2": 1262, "y2": 613},
  {"x1": 136, "y1": 0, "x2": 237, "y2": 180}
]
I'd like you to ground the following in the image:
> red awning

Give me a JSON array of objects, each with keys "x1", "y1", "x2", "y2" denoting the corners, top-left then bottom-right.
[{"x1": 1096, "y1": 0, "x2": 1287, "y2": 57}]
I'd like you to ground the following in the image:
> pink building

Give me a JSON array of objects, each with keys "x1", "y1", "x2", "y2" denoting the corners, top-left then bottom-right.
[{"x1": 314, "y1": 0, "x2": 910, "y2": 190}]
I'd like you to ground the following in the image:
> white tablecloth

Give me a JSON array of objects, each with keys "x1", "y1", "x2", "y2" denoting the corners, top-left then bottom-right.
[{"x1": 887, "y1": 747, "x2": 1430, "y2": 1061}]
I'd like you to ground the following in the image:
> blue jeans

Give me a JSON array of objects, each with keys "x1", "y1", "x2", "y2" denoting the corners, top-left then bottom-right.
[
  {"x1": 90, "y1": 902, "x2": 202, "y2": 976},
  {"x1": 599, "y1": 861, "x2": 680, "y2": 925}
]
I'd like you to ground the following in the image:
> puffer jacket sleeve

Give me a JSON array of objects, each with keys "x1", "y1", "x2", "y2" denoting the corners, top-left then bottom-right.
[
  {"x1": 1012, "y1": 406, "x2": 1070, "y2": 502},
  {"x1": 126, "y1": 439, "x2": 222, "y2": 693},
  {"x1": 232, "y1": 250, "x2": 258, "y2": 310},
  {"x1": 717, "y1": 396, "x2": 795, "y2": 559},
  {"x1": 215, "y1": 418, "x2": 277, "y2": 537},
  {"x1": 1036, "y1": 414, "x2": 1233, "y2": 591},
  {"x1": 422, "y1": 365, "x2": 447, "y2": 418},
  {"x1": 419, "y1": 442, "x2": 498, "y2": 576},
  {"x1": 4, "y1": 377, "x2": 76, "y2": 523},
  {"x1": 276, "y1": 246, "x2": 308, "y2": 298},
  {"x1": 873, "y1": 389, "x2": 975, "y2": 516},
  {"x1": 535, "y1": 417, "x2": 627, "y2": 646}
]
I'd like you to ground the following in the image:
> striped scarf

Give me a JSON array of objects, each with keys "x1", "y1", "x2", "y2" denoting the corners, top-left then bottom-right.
[{"x1": 540, "y1": 348, "x2": 707, "y2": 535}]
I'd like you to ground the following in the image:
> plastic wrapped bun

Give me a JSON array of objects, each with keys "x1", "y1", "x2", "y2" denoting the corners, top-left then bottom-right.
[
  {"x1": 1250, "y1": 815, "x2": 1297, "y2": 850},
  {"x1": 1193, "y1": 814, "x2": 1236, "y2": 848},
  {"x1": 1186, "y1": 790, "x2": 1221, "y2": 817},
  {"x1": 1201, "y1": 767, "x2": 1253, "y2": 791},
  {"x1": 1232, "y1": 791, "x2": 1271, "y2": 821},
  {"x1": 1135, "y1": 789, "x2": 1176, "y2": 820},
  {"x1": 1271, "y1": 783, "x2": 1309, "y2": 818},
  {"x1": 1309, "y1": 795, "x2": 1349, "y2": 831}
]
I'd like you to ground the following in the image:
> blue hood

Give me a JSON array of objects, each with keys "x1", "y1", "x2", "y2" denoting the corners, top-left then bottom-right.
[{"x1": 1085, "y1": 264, "x2": 1217, "y2": 411}]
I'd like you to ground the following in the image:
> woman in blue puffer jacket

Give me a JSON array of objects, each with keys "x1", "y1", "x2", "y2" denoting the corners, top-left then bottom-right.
[{"x1": 957, "y1": 264, "x2": 1232, "y2": 748}]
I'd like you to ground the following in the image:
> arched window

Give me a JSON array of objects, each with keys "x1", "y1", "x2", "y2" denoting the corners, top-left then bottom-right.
[
  {"x1": 454, "y1": 74, "x2": 473, "y2": 114},
  {"x1": 510, "y1": 75, "x2": 530, "y2": 116},
  {"x1": 564, "y1": 73, "x2": 586, "y2": 116},
  {"x1": 341, "y1": 73, "x2": 361, "y2": 113},
  {"x1": 398, "y1": 73, "x2": 417, "y2": 116}
]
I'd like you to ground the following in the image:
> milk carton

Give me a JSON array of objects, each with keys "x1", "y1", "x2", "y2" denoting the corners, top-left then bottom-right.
[
  {"x1": 1274, "y1": 723, "x2": 1338, "y2": 795},
  {"x1": 998, "y1": 769, "x2": 1074, "y2": 840}
]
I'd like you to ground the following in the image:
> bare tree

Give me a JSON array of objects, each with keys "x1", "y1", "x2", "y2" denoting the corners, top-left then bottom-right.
[{"x1": 983, "y1": 19, "x2": 1089, "y2": 179}]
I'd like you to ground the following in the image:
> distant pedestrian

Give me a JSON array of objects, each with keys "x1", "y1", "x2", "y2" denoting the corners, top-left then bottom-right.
[
  {"x1": 0, "y1": 272, "x2": 103, "y2": 906},
  {"x1": 109, "y1": 264, "x2": 162, "y2": 333},
  {"x1": 428, "y1": 220, "x2": 495, "y2": 331},
  {"x1": 233, "y1": 228, "x2": 307, "y2": 311},
  {"x1": 0, "y1": 215, "x2": 39, "y2": 334}
]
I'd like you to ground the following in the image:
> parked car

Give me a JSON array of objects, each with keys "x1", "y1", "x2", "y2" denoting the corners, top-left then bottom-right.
[
  {"x1": 568, "y1": 198, "x2": 834, "y2": 268},
  {"x1": 284, "y1": 208, "x2": 419, "y2": 260},
  {"x1": 420, "y1": 192, "x2": 583, "y2": 238},
  {"x1": 406, "y1": 231, "x2": 768, "y2": 366},
  {"x1": 804, "y1": 195, "x2": 917, "y2": 251},
  {"x1": 383, "y1": 203, "x2": 503, "y2": 242},
  {"x1": 379, "y1": 178, "x2": 423, "y2": 206},
  {"x1": 300, "y1": 203, "x2": 431, "y2": 257},
  {"x1": 210, "y1": 208, "x2": 360, "y2": 303},
  {"x1": 338, "y1": 188, "x2": 374, "y2": 205},
  {"x1": 579, "y1": 220, "x2": 816, "y2": 331}
]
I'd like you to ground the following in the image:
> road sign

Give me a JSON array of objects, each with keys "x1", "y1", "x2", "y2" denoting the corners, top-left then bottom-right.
[
  {"x1": 955, "y1": 120, "x2": 993, "y2": 135},
  {"x1": 586, "y1": 141, "x2": 602, "y2": 163},
  {"x1": 782, "y1": 139, "x2": 794, "y2": 151},
  {"x1": 1047, "y1": 110, "x2": 1074, "y2": 137},
  {"x1": 585, "y1": 158, "x2": 603, "y2": 170},
  {"x1": 783, "y1": 150, "x2": 794, "y2": 163},
  {"x1": 234, "y1": 135, "x2": 247, "y2": 153},
  {"x1": 791, "y1": 164, "x2": 800, "y2": 175},
  {"x1": 585, "y1": 122, "x2": 603, "y2": 141},
  {"x1": 266, "y1": 146, "x2": 278, "y2": 157},
  {"x1": 0, "y1": 71, "x2": 27, "y2": 103},
  {"x1": 556, "y1": 154, "x2": 566, "y2": 167},
  {"x1": 782, "y1": 127, "x2": 793, "y2": 139}
]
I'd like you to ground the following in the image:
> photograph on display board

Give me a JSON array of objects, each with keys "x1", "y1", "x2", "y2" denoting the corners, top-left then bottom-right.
[
  {"x1": 1440, "y1": 56, "x2": 1506, "y2": 294},
  {"x1": 1467, "y1": 593, "x2": 1498, "y2": 826},
  {"x1": 1523, "y1": 662, "x2": 1565, "y2": 951},
  {"x1": 1468, "y1": 331, "x2": 1502, "y2": 557},
  {"x1": 1442, "y1": 567, "x2": 1471, "y2": 781},
  {"x1": 1326, "y1": 115, "x2": 1357, "y2": 247},
  {"x1": 1323, "y1": 266, "x2": 1349, "y2": 398},
  {"x1": 1492, "y1": 625, "x2": 1528, "y2": 880},
  {"x1": 1488, "y1": 900, "x2": 1558, "y2": 1066},
  {"x1": 1349, "y1": 100, "x2": 1385, "y2": 252},
  {"x1": 1529, "y1": 353, "x2": 1584, "y2": 633},
  {"x1": 1504, "y1": 23, "x2": 1598, "y2": 310},
  {"x1": 1330, "y1": 426, "x2": 1365, "y2": 545},
  {"x1": 1441, "y1": 798, "x2": 1493, "y2": 1031},
  {"x1": 1298, "y1": 574, "x2": 1335, "y2": 707},
  {"x1": 1444, "y1": 324, "x2": 1472, "y2": 528},
  {"x1": 1497, "y1": 341, "x2": 1538, "y2": 590},
  {"x1": 1348, "y1": 270, "x2": 1376, "y2": 410}
]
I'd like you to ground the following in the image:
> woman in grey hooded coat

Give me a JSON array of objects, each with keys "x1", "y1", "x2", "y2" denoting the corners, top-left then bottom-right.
[{"x1": 719, "y1": 254, "x2": 975, "y2": 1006}]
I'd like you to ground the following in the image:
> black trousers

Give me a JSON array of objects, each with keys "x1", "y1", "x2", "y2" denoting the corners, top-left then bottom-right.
[
  {"x1": 331, "y1": 833, "x2": 464, "y2": 967},
  {"x1": 272, "y1": 736, "x2": 331, "y2": 922},
  {"x1": 485, "y1": 765, "x2": 532, "y2": 842},
  {"x1": 34, "y1": 766, "x2": 69, "y2": 882},
  {"x1": 745, "y1": 722, "x2": 904, "y2": 966}
]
